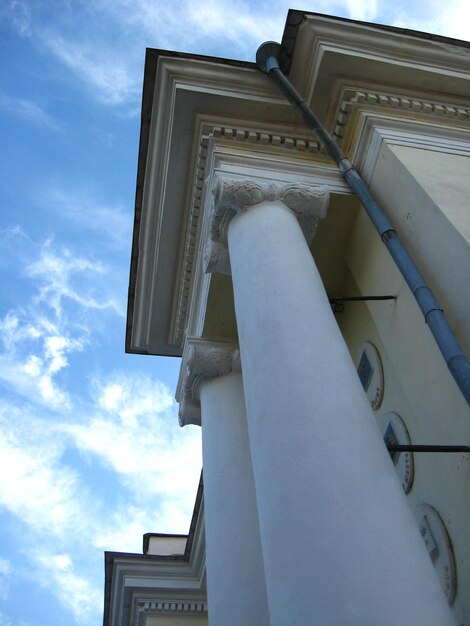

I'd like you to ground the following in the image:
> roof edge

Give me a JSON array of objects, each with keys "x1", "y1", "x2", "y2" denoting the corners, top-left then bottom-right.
[{"x1": 279, "y1": 9, "x2": 470, "y2": 74}]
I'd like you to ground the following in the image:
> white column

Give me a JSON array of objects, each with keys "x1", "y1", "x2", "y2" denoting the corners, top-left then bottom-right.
[
  {"x1": 204, "y1": 174, "x2": 454, "y2": 626},
  {"x1": 178, "y1": 338, "x2": 269, "y2": 626}
]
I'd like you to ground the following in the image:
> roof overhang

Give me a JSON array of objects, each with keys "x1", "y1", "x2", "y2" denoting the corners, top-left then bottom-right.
[{"x1": 126, "y1": 11, "x2": 470, "y2": 357}]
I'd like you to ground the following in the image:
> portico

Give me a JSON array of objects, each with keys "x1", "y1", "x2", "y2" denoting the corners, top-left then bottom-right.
[
  {"x1": 106, "y1": 10, "x2": 470, "y2": 626},
  {"x1": 176, "y1": 172, "x2": 455, "y2": 625}
]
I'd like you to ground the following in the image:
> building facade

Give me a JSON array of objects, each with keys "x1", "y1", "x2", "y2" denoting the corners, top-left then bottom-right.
[{"x1": 104, "y1": 11, "x2": 470, "y2": 626}]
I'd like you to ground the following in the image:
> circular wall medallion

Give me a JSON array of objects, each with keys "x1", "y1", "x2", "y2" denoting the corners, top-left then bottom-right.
[
  {"x1": 417, "y1": 503, "x2": 457, "y2": 605},
  {"x1": 378, "y1": 412, "x2": 414, "y2": 494},
  {"x1": 355, "y1": 341, "x2": 384, "y2": 410}
]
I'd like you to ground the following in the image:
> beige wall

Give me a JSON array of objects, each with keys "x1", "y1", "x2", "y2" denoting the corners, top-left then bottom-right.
[
  {"x1": 337, "y1": 146, "x2": 470, "y2": 624},
  {"x1": 367, "y1": 142, "x2": 470, "y2": 358}
]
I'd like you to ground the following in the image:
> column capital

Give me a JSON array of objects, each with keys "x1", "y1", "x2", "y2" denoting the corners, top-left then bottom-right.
[
  {"x1": 203, "y1": 174, "x2": 330, "y2": 274},
  {"x1": 178, "y1": 337, "x2": 241, "y2": 426}
]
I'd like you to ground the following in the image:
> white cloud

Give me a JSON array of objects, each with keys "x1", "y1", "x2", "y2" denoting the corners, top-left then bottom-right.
[
  {"x1": 31, "y1": 550, "x2": 101, "y2": 624},
  {"x1": 0, "y1": 0, "x2": 32, "y2": 37},
  {"x1": 0, "y1": 613, "x2": 13, "y2": 626},
  {"x1": 0, "y1": 405, "x2": 91, "y2": 539},
  {"x1": 0, "y1": 311, "x2": 84, "y2": 409},
  {"x1": 0, "y1": 558, "x2": 11, "y2": 602},
  {"x1": 42, "y1": 187, "x2": 132, "y2": 247},
  {"x1": 66, "y1": 373, "x2": 202, "y2": 507},
  {"x1": 44, "y1": 34, "x2": 140, "y2": 107},
  {"x1": 0, "y1": 370, "x2": 201, "y2": 620},
  {"x1": 26, "y1": 242, "x2": 122, "y2": 317},
  {"x1": 5, "y1": 0, "x2": 467, "y2": 114},
  {"x1": 0, "y1": 559, "x2": 11, "y2": 578},
  {"x1": 346, "y1": 0, "x2": 378, "y2": 21},
  {"x1": 0, "y1": 92, "x2": 60, "y2": 130},
  {"x1": 390, "y1": 0, "x2": 470, "y2": 41}
]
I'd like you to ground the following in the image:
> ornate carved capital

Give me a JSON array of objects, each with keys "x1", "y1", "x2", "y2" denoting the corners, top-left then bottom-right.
[
  {"x1": 178, "y1": 337, "x2": 241, "y2": 426},
  {"x1": 203, "y1": 174, "x2": 329, "y2": 274}
]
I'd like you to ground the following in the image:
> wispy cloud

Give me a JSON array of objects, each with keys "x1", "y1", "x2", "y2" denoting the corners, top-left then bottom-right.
[
  {"x1": 30, "y1": 551, "x2": 102, "y2": 624},
  {"x1": 0, "y1": 404, "x2": 90, "y2": 538},
  {"x1": 3, "y1": 0, "x2": 467, "y2": 114},
  {"x1": 0, "y1": 234, "x2": 123, "y2": 409},
  {"x1": 0, "y1": 0, "x2": 32, "y2": 37},
  {"x1": 346, "y1": 0, "x2": 378, "y2": 21},
  {"x1": 0, "y1": 558, "x2": 11, "y2": 602},
  {"x1": 43, "y1": 34, "x2": 141, "y2": 107},
  {"x1": 0, "y1": 313, "x2": 83, "y2": 409},
  {"x1": 42, "y1": 188, "x2": 132, "y2": 247},
  {"x1": 0, "y1": 92, "x2": 60, "y2": 131},
  {"x1": 26, "y1": 241, "x2": 123, "y2": 318},
  {"x1": 0, "y1": 366, "x2": 202, "y2": 620},
  {"x1": 389, "y1": 0, "x2": 470, "y2": 41},
  {"x1": 66, "y1": 372, "x2": 202, "y2": 514}
]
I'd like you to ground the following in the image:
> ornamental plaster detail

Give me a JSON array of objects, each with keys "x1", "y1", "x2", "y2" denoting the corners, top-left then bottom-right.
[
  {"x1": 333, "y1": 88, "x2": 470, "y2": 144},
  {"x1": 178, "y1": 337, "x2": 241, "y2": 427},
  {"x1": 172, "y1": 122, "x2": 326, "y2": 346},
  {"x1": 203, "y1": 175, "x2": 329, "y2": 275}
]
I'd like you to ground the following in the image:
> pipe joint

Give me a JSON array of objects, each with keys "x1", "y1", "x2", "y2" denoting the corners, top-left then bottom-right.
[
  {"x1": 424, "y1": 307, "x2": 444, "y2": 324},
  {"x1": 256, "y1": 42, "x2": 282, "y2": 73},
  {"x1": 338, "y1": 158, "x2": 354, "y2": 175},
  {"x1": 381, "y1": 229, "x2": 397, "y2": 243}
]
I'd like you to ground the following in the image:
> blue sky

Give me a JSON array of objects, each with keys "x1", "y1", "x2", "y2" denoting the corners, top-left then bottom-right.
[{"x1": 0, "y1": 1, "x2": 468, "y2": 625}]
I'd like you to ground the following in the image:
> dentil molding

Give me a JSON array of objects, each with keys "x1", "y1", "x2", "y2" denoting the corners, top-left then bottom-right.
[
  {"x1": 203, "y1": 174, "x2": 329, "y2": 275},
  {"x1": 178, "y1": 337, "x2": 241, "y2": 426},
  {"x1": 171, "y1": 122, "x2": 338, "y2": 347},
  {"x1": 332, "y1": 87, "x2": 470, "y2": 147},
  {"x1": 137, "y1": 599, "x2": 207, "y2": 625}
]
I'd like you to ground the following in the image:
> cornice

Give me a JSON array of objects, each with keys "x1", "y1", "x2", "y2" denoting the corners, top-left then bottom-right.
[
  {"x1": 331, "y1": 87, "x2": 470, "y2": 148},
  {"x1": 177, "y1": 337, "x2": 241, "y2": 427},
  {"x1": 128, "y1": 54, "x2": 291, "y2": 356},
  {"x1": 306, "y1": 19, "x2": 470, "y2": 77},
  {"x1": 290, "y1": 16, "x2": 470, "y2": 108},
  {"x1": 137, "y1": 599, "x2": 207, "y2": 625},
  {"x1": 281, "y1": 11, "x2": 470, "y2": 75},
  {"x1": 107, "y1": 554, "x2": 206, "y2": 626},
  {"x1": 170, "y1": 119, "x2": 340, "y2": 347}
]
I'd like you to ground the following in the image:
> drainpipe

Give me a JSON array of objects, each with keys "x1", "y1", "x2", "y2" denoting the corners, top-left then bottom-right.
[{"x1": 256, "y1": 41, "x2": 470, "y2": 407}]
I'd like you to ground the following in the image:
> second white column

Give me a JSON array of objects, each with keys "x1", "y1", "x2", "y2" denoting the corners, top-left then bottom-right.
[{"x1": 178, "y1": 338, "x2": 269, "y2": 626}]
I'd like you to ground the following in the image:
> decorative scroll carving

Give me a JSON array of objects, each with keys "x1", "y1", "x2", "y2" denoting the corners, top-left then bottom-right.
[
  {"x1": 204, "y1": 175, "x2": 329, "y2": 275},
  {"x1": 178, "y1": 337, "x2": 241, "y2": 427}
]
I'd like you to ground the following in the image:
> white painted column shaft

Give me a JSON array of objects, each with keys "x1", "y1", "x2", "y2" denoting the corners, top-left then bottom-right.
[
  {"x1": 200, "y1": 372, "x2": 270, "y2": 626},
  {"x1": 227, "y1": 199, "x2": 454, "y2": 626}
]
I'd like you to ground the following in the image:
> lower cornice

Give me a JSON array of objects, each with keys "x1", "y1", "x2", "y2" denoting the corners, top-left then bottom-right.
[{"x1": 136, "y1": 599, "x2": 207, "y2": 625}]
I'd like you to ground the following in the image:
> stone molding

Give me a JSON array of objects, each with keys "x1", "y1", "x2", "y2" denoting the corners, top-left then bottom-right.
[
  {"x1": 203, "y1": 174, "x2": 329, "y2": 275},
  {"x1": 332, "y1": 88, "x2": 470, "y2": 145},
  {"x1": 137, "y1": 599, "x2": 207, "y2": 624},
  {"x1": 171, "y1": 121, "x2": 334, "y2": 346},
  {"x1": 178, "y1": 337, "x2": 241, "y2": 427}
]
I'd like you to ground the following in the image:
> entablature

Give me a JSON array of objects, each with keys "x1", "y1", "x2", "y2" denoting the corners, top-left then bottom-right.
[{"x1": 127, "y1": 16, "x2": 470, "y2": 359}]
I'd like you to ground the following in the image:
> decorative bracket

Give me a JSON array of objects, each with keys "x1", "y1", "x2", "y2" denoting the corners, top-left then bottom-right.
[
  {"x1": 178, "y1": 337, "x2": 241, "y2": 426},
  {"x1": 203, "y1": 174, "x2": 329, "y2": 274}
]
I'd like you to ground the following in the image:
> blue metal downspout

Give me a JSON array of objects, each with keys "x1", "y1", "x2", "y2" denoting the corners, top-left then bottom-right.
[{"x1": 256, "y1": 42, "x2": 470, "y2": 406}]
